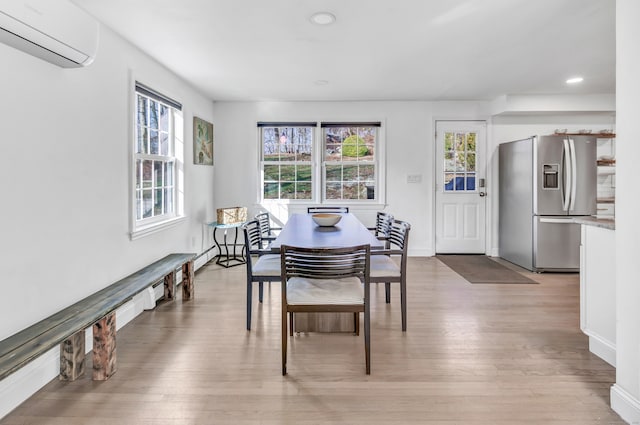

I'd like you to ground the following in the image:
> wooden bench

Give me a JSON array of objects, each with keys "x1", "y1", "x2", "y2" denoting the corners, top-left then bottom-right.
[{"x1": 0, "y1": 253, "x2": 196, "y2": 382}]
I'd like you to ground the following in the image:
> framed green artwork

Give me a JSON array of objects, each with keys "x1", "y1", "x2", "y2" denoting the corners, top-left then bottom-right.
[{"x1": 193, "y1": 116, "x2": 214, "y2": 165}]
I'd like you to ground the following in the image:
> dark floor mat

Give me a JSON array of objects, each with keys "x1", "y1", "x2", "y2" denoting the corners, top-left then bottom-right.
[{"x1": 436, "y1": 255, "x2": 538, "y2": 284}]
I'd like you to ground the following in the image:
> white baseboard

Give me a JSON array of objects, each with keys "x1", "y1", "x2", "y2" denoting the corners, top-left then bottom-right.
[
  {"x1": 195, "y1": 249, "x2": 217, "y2": 270},
  {"x1": 588, "y1": 335, "x2": 616, "y2": 367},
  {"x1": 0, "y1": 348, "x2": 59, "y2": 419},
  {"x1": 414, "y1": 249, "x2": 499, "y2": 257},
  {"x1": 0, "y1": 258, "x2": 204, "y2": 421},
  {"x1": 408, "y1": 248, "x2": 434, "y2": 257},
  {"x1": 611, "y1": 384, "x2": 640, "y2": 424}
]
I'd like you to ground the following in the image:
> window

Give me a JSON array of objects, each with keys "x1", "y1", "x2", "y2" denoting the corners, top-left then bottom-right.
[
  {"x1": 258, "y1": 121, "x2": 383, "y2": 204},
  {"x1": 260, "y1": 122, "x2": 315, "y2": 200},
  {"x1": 131, "y1": 82, "x2": 184, "y2": 238},
  {"x1": 322, "y1": 123, "x2": 380, "y2": 201},
  {"x1": 443, "y1": 131, "x2": 476, "y2": 191}
]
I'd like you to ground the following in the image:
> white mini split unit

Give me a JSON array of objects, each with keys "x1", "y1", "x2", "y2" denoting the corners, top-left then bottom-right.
[{"x1": 0, "y1": 0, "x2": 99, "y2": 68}]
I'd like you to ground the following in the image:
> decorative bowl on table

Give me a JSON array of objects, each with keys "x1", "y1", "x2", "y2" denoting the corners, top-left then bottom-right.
[{"x1": 311, "y1": 213, "x2": 342, "y2": 227}]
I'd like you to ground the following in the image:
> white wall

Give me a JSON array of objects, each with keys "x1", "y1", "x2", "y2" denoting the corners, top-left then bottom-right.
[
  {"x1": 611, "y1": 0, "x2": 640, "y2": 422},
  {"x1": 211, "y1": 100, "x2": 492, "y2": 256},
  {"x1": 0, "y1": 25, "x2": 216, "y2": 341}
]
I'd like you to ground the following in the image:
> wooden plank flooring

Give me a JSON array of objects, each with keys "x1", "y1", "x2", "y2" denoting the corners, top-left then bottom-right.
[{"x1": 0, "y1": 257, "x2": 624, "y2": 424}]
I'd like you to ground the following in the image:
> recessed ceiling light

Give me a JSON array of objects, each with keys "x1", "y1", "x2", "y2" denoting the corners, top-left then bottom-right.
[
  {"x1": 566, "y1": 77, "x2": 584, "y2": 84},
  {"x1": 310, "y1": 12, "x2": 336, "y2": 25}
]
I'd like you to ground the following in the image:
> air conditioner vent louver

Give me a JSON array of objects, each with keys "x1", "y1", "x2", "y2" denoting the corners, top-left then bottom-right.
[{"x1": 0, "y1": 0, "x2": 98, "y2": 68}]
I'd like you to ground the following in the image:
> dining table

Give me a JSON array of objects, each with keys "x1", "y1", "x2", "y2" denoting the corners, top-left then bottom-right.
[
  {"x1": 269, "y1": 212, "x2": 384, "y2": 251},
  {"x1": 271, "y1": 212, "x2": 383, "y2": 332}
]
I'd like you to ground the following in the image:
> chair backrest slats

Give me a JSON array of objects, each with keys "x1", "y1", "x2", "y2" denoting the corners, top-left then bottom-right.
[
  {"x1": 374, "y1": 212, "x2": 394, "y2": 238},
  {"x1": 387, "y1": 220, "x2": 411, "y2": 251},
  {"x1": 243, "y1": 219, "x2": 263, "y2": 250},
  {"x1": 281, "y1": 245, "x2": 369, "y2": 281},
  {"x1": 255, "y1": 212, "x2": 271, "y2": 237}
]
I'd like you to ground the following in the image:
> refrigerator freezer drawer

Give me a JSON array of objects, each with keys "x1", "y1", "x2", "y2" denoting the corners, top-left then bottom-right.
[{"x1": 533, "y1": 216, "x2": 582, "y2": 271}]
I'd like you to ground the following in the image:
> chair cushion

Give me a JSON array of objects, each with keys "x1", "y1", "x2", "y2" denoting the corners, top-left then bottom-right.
[
  {"x1": 286, "y1": 276, "x2": 364, "y2": 305},
  {"x1": 252, "y1": 254, "x2": 281, "y2": 276},
  {"x1": 370, "y1": 255, "x2": 401, "y2": 278}
]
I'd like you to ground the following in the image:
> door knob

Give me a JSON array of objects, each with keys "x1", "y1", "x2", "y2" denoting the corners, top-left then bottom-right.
[{"x1": 479, "y1": 192, "x2": 486, "y2": 197}]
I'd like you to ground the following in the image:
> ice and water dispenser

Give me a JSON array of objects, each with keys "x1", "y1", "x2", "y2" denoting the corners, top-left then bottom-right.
[{"x1": 543, "y1": 164, "x2": 559, "y2": 189}]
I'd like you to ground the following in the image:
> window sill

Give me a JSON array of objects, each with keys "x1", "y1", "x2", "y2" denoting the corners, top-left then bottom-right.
[{"x1": 130, "y1": 216, "x2": 186, "y2": 241}]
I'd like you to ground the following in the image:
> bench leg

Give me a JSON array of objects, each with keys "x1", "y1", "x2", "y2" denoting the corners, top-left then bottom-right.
[
  {"x1": 164, "y1": 270, "x2": 177, "y2": 300},
  {"x1": 60, "y1": 330, "x2": 85, "y2": 381},
  {"x1": 182, "y1": 260, "x2": 194, "y2": 300},
  {"x1": 93, "y1": 312, "x2": 117, "y2": 380}
]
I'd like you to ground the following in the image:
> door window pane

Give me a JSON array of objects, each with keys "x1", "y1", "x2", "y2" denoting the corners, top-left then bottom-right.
[{"x1": 443, "y1": 131, "x2": 477, "y2": 192}]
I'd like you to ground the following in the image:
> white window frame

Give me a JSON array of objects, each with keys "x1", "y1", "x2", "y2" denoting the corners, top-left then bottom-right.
[
  {"x1": 258, "y1": 121, "x2": 386, "y2": 207},
  {"x1": 130, "y1": 81, "x2": 185, "y2": 240},
  {"x1": 258, "y1": 122, "x2": 317, "y2": 203},
  {"x1": 320, "y1": 123, "x2": 383, "y2": 203}
]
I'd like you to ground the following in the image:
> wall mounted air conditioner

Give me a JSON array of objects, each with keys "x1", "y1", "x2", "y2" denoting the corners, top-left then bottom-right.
[{"x1": 0, "y1": 0, "x2": 99, "y2": 68}]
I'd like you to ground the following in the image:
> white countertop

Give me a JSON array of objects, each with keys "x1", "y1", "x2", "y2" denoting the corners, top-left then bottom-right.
[{"x1": 573, "y1": 216, "x2": 615, "y2": 230}]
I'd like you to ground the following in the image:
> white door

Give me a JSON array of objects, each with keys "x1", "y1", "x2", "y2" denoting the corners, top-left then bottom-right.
[{"x1": 435, "y1": 121, "x2": 487, "y2": 253}]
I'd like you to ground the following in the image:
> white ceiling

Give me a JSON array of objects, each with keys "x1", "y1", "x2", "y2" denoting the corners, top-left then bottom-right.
[{"x1": 73, "y1": 0, "x2": 615, "y2": 102}]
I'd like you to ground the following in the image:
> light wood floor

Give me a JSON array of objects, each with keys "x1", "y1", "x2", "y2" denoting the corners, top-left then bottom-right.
[{"x1": 1, "y1": 257, "x2": 624, "y2": 424}]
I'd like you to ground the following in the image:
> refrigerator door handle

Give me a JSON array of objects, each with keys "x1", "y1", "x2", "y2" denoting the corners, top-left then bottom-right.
[
  {"x1": 568, "y1": 138, "x2": 578, "y2": 212},
  {"x1": 562, "y1": 139, "x2": 571, "y2": 211},
  {"x1": 540, "y1": 217, "x2": 575, "y2": 223}
]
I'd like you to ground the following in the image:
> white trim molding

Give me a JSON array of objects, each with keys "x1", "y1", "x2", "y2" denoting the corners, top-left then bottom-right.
[
  {"x1": 585, "y1": 333, "x2": 616, "y2": 367},
  {"x1": 129, "y1": 215, "x2": 186, "y2": 240},
  {"x1": 611, "y1": 384, "x2": 640, "y2": 424}
]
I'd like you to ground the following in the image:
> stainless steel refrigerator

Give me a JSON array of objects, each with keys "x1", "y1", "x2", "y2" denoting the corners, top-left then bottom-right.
[{"x1": 499, "y1": 135, "x2": 596, "y2": 272}]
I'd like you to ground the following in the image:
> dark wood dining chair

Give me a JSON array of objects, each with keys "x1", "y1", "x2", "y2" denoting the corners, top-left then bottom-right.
[
  {"x1": 370, "y1": 219, "x2": 411, "y2": 331},
  {"x1": 255, "y1": 211, "x2": 282, "y2": 247},
  {"x1": 242, "y1": 219, "x2": 281, "y2": 330},
  {"x1": 307, "y1": 206, "x2": 349, "y2": 213},
  {"x1": 367, "y1": 211, "x2": 394, "y2": 248},
  {"x1": 280, "y1": 244, "x2": 371, "y2": 375}
]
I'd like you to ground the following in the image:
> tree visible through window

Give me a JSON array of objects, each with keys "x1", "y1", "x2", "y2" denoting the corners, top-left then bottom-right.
[
  {"x1": 258, "y1": 121, "x2": 382, "y2": 204},
  {"x1": 261, "y1": 125, "x2": 314, "y2": 200},
  {"x1": 323, "y1": 124, "x2": 378, "y2": 201},
  {"x1": 443, "y1": 131, "x2": 476, "y2": 191}
]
